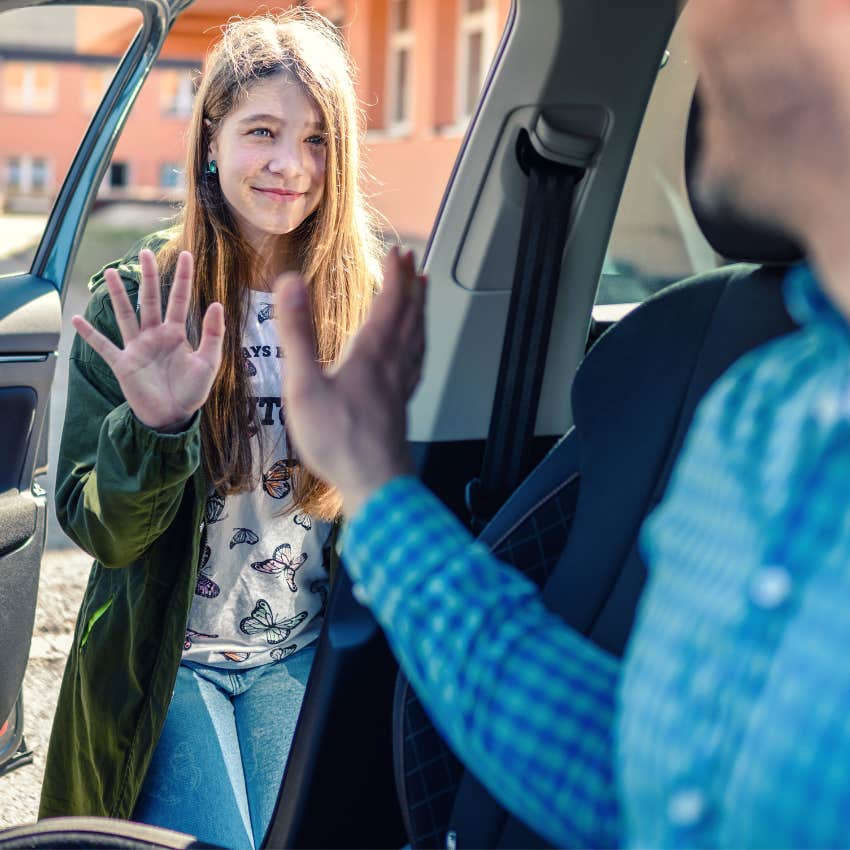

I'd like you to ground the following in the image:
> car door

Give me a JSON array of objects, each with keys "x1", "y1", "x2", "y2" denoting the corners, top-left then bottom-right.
[{"x1": 0, "y1": 0, "x2": 192, "y2": 771}]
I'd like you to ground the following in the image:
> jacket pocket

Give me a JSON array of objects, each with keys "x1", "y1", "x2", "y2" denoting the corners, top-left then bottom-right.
[{"x1": 79, "y1": 596, "x2": 114, "y2": 650}]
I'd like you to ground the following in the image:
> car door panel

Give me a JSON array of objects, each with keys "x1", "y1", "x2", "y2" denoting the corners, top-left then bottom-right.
[
  {"x1": 0, "y1": 0, "x2": 186, "y2": 767},
  {"x1": 0, "y1": 273, "x2": 59, "y2": 725}
]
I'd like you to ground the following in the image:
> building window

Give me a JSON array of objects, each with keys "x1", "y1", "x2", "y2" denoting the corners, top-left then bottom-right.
[
  {"x1": 159, "y1": 69, "x2": 195, "y2": 118},
  {"x1": 159, "y1": 162, "x2": 185, "y2": 190},
  {"x1": 82, "y1": 67, "x2": 113, "y2": 113},
  {"x1": 5, "y1": 157, "x2": 22, "y2": 192},
  {"x1": 30, "y1": 157, "x2": 49, "y2": 193},
  {"x1": 2, "y1": 61, "x2": 58, "y2": 113},
  {"x1": 457, "y1": 0, "x2": 497, "y2": 122},
  {"x1": 387, "y1": 0, "x2": 414, "y2": 133},
  {"x1": 4, "y1": 156, "x2": 51, "y2": 194},
  {"x1": 109, "y1": 161, "x2": 129, "y2": 189}
]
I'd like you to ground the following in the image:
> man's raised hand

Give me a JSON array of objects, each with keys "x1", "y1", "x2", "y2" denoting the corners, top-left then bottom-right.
[
  {"x1": 275, "y1": 247, "x2": 426, "y2": 516},
  {"x1": 71, "y1": 249, "x2": 225, "y2": 433}
]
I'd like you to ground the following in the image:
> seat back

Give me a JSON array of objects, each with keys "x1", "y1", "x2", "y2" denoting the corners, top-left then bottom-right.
[{"x1": 394, "y1": 263, "x2": 799, "y2": 848}]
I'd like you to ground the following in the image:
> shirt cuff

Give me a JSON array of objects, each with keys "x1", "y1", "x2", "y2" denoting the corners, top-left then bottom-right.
[{"x1": 341, "y1": 474, "x2": 476, "y2": 594}]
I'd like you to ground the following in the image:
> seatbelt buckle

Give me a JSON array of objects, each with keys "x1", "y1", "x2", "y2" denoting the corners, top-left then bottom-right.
[{"x1": 465, "y1": 478, "x2": 497, "y2": 535}]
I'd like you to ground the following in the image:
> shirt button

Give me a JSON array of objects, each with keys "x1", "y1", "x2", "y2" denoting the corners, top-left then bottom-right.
[
  {"x1": 667, "y1": 787, "x2": 708, "y2": 828},
  {"x1": 749, "y1": 566, "x2": 792, "y2": 610},
  {"x1": 351, "y1": 583, "x2": 369, "y2": 606}
]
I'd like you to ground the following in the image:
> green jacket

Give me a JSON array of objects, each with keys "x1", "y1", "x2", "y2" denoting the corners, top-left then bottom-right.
[{"x1": 39, "y1": 236, "x2": 337, "y2": 820}]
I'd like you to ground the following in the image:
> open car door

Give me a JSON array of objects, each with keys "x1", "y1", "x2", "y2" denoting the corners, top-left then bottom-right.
[{"x1": 0, "y1": 0, "x2": 191, "y2": 777}]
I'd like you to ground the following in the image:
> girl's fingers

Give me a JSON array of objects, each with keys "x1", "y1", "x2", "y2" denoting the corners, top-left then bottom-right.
[
  {"x1": 104, "y1": 268, "x2": 140, "y2": 345},
  {"x1": 138, "y1": 248, "x2": 163, "y2": 331},
  {"x1": 165, "y1": 251, "x2": 194, "y2": 328},
  {"x1": 195, "y1": 301, "x2": 225, "y2": 372},
  {"x1": 71, "y1": 315, "x2": 121, "y2": 369}
]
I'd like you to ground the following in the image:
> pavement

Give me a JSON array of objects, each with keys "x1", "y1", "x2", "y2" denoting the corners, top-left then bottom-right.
[{"x1": 0, "y1": 214, "x2": 47, "y2": 262}]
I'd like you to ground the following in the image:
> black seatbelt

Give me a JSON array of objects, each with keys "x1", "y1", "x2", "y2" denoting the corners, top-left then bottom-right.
[{"x1": 466, "y1": 128, "x2": 585, "y2": 533}]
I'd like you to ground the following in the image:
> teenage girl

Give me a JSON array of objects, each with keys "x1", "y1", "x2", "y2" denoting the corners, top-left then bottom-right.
[{"x1": 39, "y1": 11, "x2": 381, "y2": 849}]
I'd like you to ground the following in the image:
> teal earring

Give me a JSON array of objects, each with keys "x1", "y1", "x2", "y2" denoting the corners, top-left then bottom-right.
[{"x1": 206, "y1": 159, "x2": 218, "y2": 176}]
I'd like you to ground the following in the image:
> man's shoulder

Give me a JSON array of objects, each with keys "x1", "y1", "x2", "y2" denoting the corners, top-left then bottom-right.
[{"x1": 694, "y1": 327, "x2": 817, "y2": 448}]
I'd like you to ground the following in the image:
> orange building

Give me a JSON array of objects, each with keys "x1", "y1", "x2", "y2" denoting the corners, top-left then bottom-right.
[{"x1": 0, "y1": 0, "x2": 510, "y2": 243}]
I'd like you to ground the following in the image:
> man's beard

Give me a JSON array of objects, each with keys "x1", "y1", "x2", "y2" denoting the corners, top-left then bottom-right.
[{"x1": 692, "y1": 155, "x2": 800, "y2": 254}]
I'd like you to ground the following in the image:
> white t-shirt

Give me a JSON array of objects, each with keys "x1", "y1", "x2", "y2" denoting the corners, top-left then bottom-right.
[{"x1": 183, "y1": 289, "x2": 331, "y2": 669}]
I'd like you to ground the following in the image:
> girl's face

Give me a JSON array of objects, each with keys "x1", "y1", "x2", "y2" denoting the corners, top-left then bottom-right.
[{"x1": 208, "y1": 73, "x2": 327, "y2": 253}]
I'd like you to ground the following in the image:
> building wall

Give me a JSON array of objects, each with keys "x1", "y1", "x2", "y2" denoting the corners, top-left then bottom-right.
[
  {"x1": 0, "y1": 51, "x2": 198, "y2": 210},
  {"x1": 0, "y1": 0, "x2": 512, "y2": 241}
]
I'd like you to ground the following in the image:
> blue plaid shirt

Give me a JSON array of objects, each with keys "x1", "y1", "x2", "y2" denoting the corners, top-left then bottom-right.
[{"x1": 342, "y1": 264, "x2": 850, "y2": 848}]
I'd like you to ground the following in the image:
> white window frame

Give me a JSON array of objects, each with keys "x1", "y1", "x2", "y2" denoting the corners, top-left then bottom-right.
[
  {"x1": 4, "y1": 155, "x2": 52, "y2": 194},
  {"x1": 2, "y1": 61, "x2": 58, "y2": 114},
  {"x1": 5, "y1": 157, "x2": 22, "y2": 192},
  {"x1": 29, "y1": 156, "x2": 51, "y2": 193},
  {"x1": 455, "y1": 0, "x2": 498, "y2": 125},
  {"x1": 160, "y1": 69, "x2": 195, "y2": 118},
  {"x1": 386, "y1": 0, "x2": 414, "y2": 136}
]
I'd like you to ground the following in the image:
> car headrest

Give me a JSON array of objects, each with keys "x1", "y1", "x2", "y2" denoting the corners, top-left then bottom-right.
[{"x1": 685, "y1": 93, "x2": 804, "y2": 265}]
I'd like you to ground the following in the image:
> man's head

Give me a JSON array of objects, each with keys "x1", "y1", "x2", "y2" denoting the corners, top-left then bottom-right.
[{"x1": 688, "y1": 0, "x2": 850, "y2": 246}]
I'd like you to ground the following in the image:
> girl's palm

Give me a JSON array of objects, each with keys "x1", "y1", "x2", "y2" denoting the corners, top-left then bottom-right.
[{"x1": 71, "y1": 249, "x2": 225, "y2": 432}]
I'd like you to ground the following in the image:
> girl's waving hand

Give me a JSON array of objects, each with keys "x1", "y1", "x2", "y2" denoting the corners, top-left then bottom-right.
[{"x1": 71, "y1": 248, "x2": 225, "y2": 433}]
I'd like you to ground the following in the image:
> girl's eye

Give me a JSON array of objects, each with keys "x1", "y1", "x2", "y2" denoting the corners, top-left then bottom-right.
[
  {"x1": 306, "y1": 134, "x2": 327, "y2": 147},
  {"x1": 250, "y1": 127, "x2": 273, "y2": 138}
]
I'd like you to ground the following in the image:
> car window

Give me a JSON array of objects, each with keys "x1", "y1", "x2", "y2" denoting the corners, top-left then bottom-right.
[
  {"x1": 0, "y1": 5, "x2": 142, "y2": 274},
  {"x1": 597, "y1": 9, "x2": 719, "y2": 307}
]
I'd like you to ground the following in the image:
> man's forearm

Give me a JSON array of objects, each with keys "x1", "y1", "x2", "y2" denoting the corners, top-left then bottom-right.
[{"x1": 342, "y1": 476, "x2": 622, "y2": 848}]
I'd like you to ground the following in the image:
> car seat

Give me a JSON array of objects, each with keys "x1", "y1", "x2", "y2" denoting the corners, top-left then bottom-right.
[{"x1": 392, "y1": 94, "x2": 803, "y2": 849}]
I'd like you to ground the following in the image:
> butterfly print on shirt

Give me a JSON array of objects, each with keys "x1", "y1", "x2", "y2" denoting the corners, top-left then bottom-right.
[
  {"x1": 271, "y1": 645, "x2": 298, "y2": 661},
  {"x1": 184, "y1": 628, "x2": 218, "y2": 651},
  {"x1": 257, "y1": 303, "x2": 275, "y2": 324},
  {"x1": 262, "y1": 460, "x2": 292, "y2": 499},
  {"x1": 240, "y1": 599, "x2": 309, "y2": 644},
  {"x1": 220, "y1": 651, "x2": 251, "y2": 663},
  {"x1": 230, "y1": 528, "x2": 260, "y2": 549},
  {"x1": 250, "y1": 543, "x2": 308, "y2": 592},
  {"x1": 195, "y1": 545, "x2": 220, "y2": 598},
  {"x1": 205, "y1": 493, "x2": 227, "y2": 524},
  {"x1": 293, "y1": 512, "x2": 312, "y2": 530}
]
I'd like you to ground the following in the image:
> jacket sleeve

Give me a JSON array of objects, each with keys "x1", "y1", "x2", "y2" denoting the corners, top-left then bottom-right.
[
  {"x1": 54, "y1": 275, "x2": 203, "y2": 568},
  {"x1": 341, "y1": 476, "x2": 622, "y2": 848}
]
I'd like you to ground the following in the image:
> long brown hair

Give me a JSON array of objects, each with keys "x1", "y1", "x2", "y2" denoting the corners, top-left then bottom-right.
[{"x1": 157, "y1": 9, "x2": 381, "y2": 520}]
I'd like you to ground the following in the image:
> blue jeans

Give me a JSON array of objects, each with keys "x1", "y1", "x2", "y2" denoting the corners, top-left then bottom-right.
[{"x1": 133, "y1": 644, "x2": 316, "y2": 849}]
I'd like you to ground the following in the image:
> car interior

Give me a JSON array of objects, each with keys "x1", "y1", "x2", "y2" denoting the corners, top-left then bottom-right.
[{"x1": 0, "y1": 0, "x2": 805, "y2": 847}]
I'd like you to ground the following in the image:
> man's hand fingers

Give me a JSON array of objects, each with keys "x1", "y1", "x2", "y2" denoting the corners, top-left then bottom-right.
[
  {"x1": 165, "y1": 251, "x2": 193, "y2": 327},
  {"x1": 397, "y1": 272, "x2": 427, "y2": 400},
  {"x1": 275, "y1": 273, "x2": 325, "y2": 400},
  {"x1": 138, "y1": 248, "x2": 163, "y2": 331},
  {"x1": 366, "y1": 247, "x2": 410, "y2": 344},
  {"x1": 196, "y1": 302, "x2": 225, "y2": 372},
  {"x1": 104, "y1": 268, "x2": 140, "y2": 345},
  {"x1": 72, "y1": 314, "x2": 121, "y2": 369}
]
